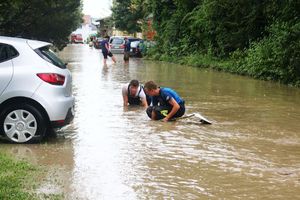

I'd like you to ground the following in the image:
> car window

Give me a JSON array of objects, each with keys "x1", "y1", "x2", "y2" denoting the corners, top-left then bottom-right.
[
  {"x1": 128, "y1": 38, "x2": 140, "y2": 42},
  {"x1": 7, "y1": 45, "x2": 19, "y2": 57},
  {"x1": 0, "y1": 45, "x2": 8, "y2": 62},
  {"x1": 111, "y1": 38, "x2": 124, "y2": 44},
  {"x1": 0, "y1": 44, "x2": 19, "y2": 63},
  {"x1": 35, "y1": 46, "x2": 66, "y2": 69}
]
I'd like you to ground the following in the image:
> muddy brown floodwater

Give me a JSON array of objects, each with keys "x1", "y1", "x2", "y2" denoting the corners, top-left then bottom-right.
[{"x1": 1, "y1": 44, "x2": 300, "y2": 199}]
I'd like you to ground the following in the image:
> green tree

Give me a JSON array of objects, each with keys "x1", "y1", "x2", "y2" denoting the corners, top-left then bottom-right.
[
  {"x1": 111, "y1": 0, "x2": 300, "y2": 85},
  {"x1": 0, "y1": 0, "x2": 82, "y2": 49},
  {"x1": 112, "y1": 0, "x2": 145, "y2": 34}
]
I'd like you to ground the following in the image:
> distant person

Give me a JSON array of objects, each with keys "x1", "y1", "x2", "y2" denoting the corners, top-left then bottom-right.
[
  {"x1": 101, "y1": 36, "x2": 116, "y2": 64},
  {"x1": 122, "y1": 80, "x2": 150, "y2": 108},
  {"x1": 89, "y1": 36, "x2": 93, "y2": 47},
  {"x1": 144, "y1": 81, "x2": 185, "y2": 122},
  {"x1": 123, "y1": 37, "x2": 130, "y2": 62}
]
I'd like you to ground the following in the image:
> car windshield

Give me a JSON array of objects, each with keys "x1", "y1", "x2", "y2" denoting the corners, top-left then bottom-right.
[
  {"x1": 111, "y1": 38, "x2": 124, "y2": 44},
  {"x1": 35, "y1": 46, "x2": 66, "y2": 69}
]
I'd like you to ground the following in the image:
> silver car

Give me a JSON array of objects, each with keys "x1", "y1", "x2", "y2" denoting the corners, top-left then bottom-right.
[
  {"x1": 109, "y1": 36, "x2": 125, "y2": 54},
  {"x1": 0, "y1": 36, "x2": 75, "y2": 143}
]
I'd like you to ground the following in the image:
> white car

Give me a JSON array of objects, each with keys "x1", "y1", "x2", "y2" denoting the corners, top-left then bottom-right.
[{"x1": 0, "y1": 36, "x2": 75, "y2": 143}]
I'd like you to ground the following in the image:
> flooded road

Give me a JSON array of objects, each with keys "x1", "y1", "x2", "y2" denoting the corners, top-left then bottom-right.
[{"x1": 1, "y1": 44, "x2": 300, "y2": 199}]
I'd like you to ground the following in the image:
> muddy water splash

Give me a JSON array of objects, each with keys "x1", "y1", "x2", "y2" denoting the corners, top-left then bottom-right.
[{"x1": 1, "y1": 44, "x2": 299, "y2": 199}]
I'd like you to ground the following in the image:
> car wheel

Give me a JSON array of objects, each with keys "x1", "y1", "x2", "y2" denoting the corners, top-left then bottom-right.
[{"x1": 0, "y1": 103, "x2": 47, "y2": 143}]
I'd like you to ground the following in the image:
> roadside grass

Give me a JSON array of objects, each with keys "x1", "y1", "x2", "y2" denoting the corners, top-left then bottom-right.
[
  {"x1": 0, "y1": 152, "x2": 63, "y2": 200},
  {"x1": 146, "y1": 52, "x2": 229, "y2": 71},
  {"x1": 145, "y1": 47, "x2": 300, "y2": 87},
  {"x1": 0, "y1": 152, "x2": 38, "y2": 199}
]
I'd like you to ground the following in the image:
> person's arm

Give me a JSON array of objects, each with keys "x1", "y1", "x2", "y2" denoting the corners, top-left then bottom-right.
[
  {"x1": 123, "y1": 94, "x2": 129, "y2": 107},
  {"x1": 141, "y1": 98, "x2": 148, "y2": 108},
  {"x1": 105, "y1": 42, "x2": 110, "y2": 52},
  {"x1": 162, "y1": 98, "x2": 180, "y2": 122},
  {"x1": 122, "y1": 86, "x2": 128, "y2": 106},
  {"x1": 139, "y1": 89, "x2": 148, "y2": 108}
]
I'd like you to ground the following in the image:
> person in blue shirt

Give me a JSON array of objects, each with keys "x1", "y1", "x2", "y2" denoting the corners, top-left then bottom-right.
[
  {"x1": 144, "y1": 81, "x2": 185, "y2": 122},
  {"x1": 101, "y1": 36, "x2": 116, "y2": 64}
]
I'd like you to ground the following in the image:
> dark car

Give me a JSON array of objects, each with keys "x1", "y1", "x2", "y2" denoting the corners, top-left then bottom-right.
[{"x1": 129, "y1": 39, "x2": 143, "y2": 57}]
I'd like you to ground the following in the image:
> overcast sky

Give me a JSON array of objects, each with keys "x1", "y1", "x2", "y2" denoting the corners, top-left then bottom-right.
[{"x1": 83, "y1": 0, "x2": 112, "y2": 18}]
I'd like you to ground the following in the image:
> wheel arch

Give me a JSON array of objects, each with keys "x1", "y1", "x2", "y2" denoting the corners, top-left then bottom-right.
[{"x1": 0, "y1": 97, "x2": 50, "y2": 126}]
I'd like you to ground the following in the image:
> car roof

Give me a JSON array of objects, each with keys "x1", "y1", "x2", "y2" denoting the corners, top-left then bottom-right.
[
  {"x1": 0, "y1": 36, "x2": 51, "y2": 49},
  {"x1": 127, "y1": 37, "x2": 138, "y2": 39}
]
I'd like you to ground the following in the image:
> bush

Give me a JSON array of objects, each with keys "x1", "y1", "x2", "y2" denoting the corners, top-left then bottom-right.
[{"x1": 240, "y1": 21, "x2": 300, "y2": 85}]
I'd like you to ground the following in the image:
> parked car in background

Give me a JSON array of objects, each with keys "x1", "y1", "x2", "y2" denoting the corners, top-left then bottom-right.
[
  {"x1": 130, "y1": 39, "x2": 143, "y2": 57},
  {"x1": 108, "y1": 36, "x2": 126, "y2": 54},
  {"x1": 0, "y1": 36, "x2": 75, "y2": 143},
  {"x1": 109, "y1": 36, "x2": 142, "y2": 54},
  {"x1": 70, "y1": 34, "x2": 83, "y2": 44}
]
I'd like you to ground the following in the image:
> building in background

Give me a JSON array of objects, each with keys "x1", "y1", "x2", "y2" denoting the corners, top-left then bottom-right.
[
  {"x1": 96, "y1": 16, "x2": 113, "y2": 37},
  {"x1": 71, "y1": 15, "x2": 98, "y2": 42}
]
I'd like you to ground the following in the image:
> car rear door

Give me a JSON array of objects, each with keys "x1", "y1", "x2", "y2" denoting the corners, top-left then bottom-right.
[{"x1": 0, "y1": 44, "x2": 17, "y2": 96}]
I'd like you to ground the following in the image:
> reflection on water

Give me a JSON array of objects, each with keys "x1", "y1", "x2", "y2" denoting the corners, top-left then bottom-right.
[{"x1": 1, "y1": 44, "x2": 300, "y2": 199}]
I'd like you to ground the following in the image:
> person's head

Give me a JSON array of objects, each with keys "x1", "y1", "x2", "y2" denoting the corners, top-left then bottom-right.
[
  {"x1": 144, "y1": 81, "x2": 158, "y2": 96},
  {"x1": 105, "y1": 35, "x2": 110, "y2": 40},
  {"x1": 129, "y1": 79, "x2": 139, "y2": 95}
]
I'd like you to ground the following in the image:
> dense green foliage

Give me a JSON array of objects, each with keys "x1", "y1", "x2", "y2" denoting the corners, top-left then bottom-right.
[
  {"x1": 112, "y1": 0, "x2": 300, "y2": 86},
  {"x1": 0, "y1": 0, "x2": 82, "y2": 49},
  {"x1": 112, "y1": 0, "x2": 146, "y2": 34}
]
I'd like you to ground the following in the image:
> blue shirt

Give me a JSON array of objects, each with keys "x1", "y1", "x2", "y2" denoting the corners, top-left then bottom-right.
[{"x1": 152, "y1": 88, "x2": 183, "y2": 106}]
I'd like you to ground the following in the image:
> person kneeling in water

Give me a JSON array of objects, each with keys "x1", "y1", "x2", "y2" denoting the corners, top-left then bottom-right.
[
  {"x1": 122, "y1": 80, "x2": 150, "y2": 108},
  {"x1": 144, "y1": 81, "x2": 185, "y2": 122}
]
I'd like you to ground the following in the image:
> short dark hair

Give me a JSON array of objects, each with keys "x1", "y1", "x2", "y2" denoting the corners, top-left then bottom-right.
[
  {"x1": 129, "y1": 79, "x2": 139, "y2": 87},
  {"x1": 144, "y1": 81, "x2": 157, "y2": 90}
]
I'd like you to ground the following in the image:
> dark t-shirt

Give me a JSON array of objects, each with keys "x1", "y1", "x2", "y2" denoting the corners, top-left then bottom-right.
[
  {"x1": 101, "y1": 40, "x2": 109, "y2": 52},
  {"x1": 124, "y1": 40, "x2": 131, "y2": 52}
]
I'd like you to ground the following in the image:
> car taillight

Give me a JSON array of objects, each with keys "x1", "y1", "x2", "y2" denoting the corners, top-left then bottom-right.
[{"x1": 37, "y1": 73, "x2": 65, "y2": 85}]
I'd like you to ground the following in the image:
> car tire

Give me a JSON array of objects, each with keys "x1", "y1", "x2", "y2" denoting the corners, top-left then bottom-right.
[{"x1": 0, "y1": 103, "x2": 47, "y2": 143}]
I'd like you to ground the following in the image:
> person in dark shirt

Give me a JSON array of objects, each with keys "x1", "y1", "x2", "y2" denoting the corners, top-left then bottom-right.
[
  {"x1": 123, "y1": 37, "x2": 131, "y2": 62},
  {"x1": 101, "y1": 36, "x2": 116, "y2": 64},
  {"x1": 144, "y1": 81, "x2": 185, "y2": 122}
]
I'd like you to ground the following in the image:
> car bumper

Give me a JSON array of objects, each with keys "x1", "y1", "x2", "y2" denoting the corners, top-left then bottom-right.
[
  {"x1": 51, "y1": 105, "x2": 75, "y2": 128},
  {"x1": 110, "y1": 49, "x2": 124, "y2": 54},
  {"x1": 31, "y1": 85, "x2": 75, "y2": 127}
]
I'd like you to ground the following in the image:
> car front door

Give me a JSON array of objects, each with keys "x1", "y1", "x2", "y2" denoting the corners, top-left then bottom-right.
[{"x1": 0, "y1": 44, "x2": 14, "y2": 96}]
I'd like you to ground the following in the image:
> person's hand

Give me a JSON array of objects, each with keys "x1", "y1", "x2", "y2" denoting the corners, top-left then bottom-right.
[{"x1": 162, "y1": 117, "x2": 169, "y2": 122}]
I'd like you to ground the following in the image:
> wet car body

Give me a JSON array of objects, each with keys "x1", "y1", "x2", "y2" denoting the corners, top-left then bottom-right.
[{"x1": 0, "y1": 36, "x2": 75, "y2": 143}]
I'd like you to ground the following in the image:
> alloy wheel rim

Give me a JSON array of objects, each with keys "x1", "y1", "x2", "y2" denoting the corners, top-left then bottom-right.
[{"x1": 4, "y1": 109, "x2": 37, "y2": 143}]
